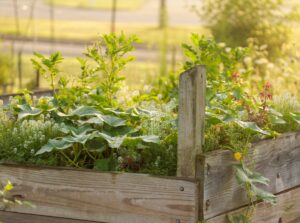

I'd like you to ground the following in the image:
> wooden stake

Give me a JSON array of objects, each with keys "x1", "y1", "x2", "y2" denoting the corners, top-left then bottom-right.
[{"x1": 177, "y1": 66, "x2": 206, "y2": 178}]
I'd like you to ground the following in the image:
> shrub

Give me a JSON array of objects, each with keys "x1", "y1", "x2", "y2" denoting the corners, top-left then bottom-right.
[
  {"x1": 1, "y1": 33, "x2": 165, "y2": 175},
  {"x1": 200, "y1": 0, "x2": 298, "y2": 59}
]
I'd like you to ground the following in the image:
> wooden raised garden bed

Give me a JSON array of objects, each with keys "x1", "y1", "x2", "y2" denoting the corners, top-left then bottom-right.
[{"x1": 0, "y1": 66, "x2": 299, "y2": 223}]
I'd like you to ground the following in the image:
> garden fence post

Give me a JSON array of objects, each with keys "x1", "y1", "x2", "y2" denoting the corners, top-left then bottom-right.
[
  {"x1": 177, "y1": 65, "x2": 206, "y2": 178},
  {"x1": 17, "y1": 50, "x2": 23, "y2": 89},
  {"x1": 36, "y1": 69, "x2": 40, "y2": 89},
  {"x1": 111, "y1": 0, "x2": 117, "y2": 33}
]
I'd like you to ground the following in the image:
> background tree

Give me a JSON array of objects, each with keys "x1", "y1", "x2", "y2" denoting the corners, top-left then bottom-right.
[
  {"x1": 159, "y1": 0, "x2": 168, "y2": 29},
  {"x1": 200, "y1": 0, "x2": 299, "y2": 59}
]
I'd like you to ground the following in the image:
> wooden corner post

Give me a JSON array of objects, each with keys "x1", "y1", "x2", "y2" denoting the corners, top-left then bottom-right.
[{"x1": 177, "y1": 65, "x2": 206, "y2": 178}]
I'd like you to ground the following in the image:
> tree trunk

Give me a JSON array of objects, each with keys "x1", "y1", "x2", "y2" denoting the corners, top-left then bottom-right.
[
  {"x1": 111, "y1": 0, "x2": 117, "y2": 33},
  {"x1": 159, "y1": 0, "x2": 168, "y2": 29}
]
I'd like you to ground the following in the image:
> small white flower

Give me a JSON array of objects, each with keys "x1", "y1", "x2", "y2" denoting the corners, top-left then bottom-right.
[
  {"x1": 218, "y1": 42, "x2": 226, "y2": 48},
  {"x1": 225, "y1": 47, "x2": 231, "y2": 53},
  {"x1": 244, "y1": 57, "x2": 252, "y2": 64},
  {"x1": 255, "y1": 58, "x2": 268, "y2": 65}
]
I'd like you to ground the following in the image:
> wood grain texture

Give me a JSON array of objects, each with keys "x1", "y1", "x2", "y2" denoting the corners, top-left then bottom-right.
[
  {"x1": 207, "y1": 186, "x2": 300, "y2": 223},
  {"x1": 201, "y1": 132, "x2": 300, "y2": 219},
  {"x1": 0, "y1": 164, "x2": 198, "y2": 223},
  {"x1": 0, "y1": 211, "x2": 99, "y2": 223},
  {"x1": 177, "y1": 65, "x2": 206, "y2": 178}
]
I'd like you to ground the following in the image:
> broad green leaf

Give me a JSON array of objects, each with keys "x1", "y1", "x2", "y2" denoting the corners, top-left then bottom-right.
[
  {"x1": 72, "y1": 126, "x2": 94, "y2": 135},
  {"x1": 268, "y1": 108, "x2": 283, "y2": 117},
  {"x1": 59, "y1": 124, "x2": 93, "y2": 135},
  {"x1": 36, "y1": 139, "x2": 72, "y2": 155},
  {"x1": 251, "y1": 185, "x2": 276, "y2": 204},
  {"x1": 17, "y1": 104, "x2": 42, "y2": 119},
  {"x1": 94, "y1": 132, "x2": 125, "y2": 149},
  {"x1": 234, "y1": 165, "x2": 251, "y2": 184},
  {"x1": 63, "y1": 132, "x2": 91, "y2": 145},
  {"x1": 71, "y1": 106, "x2": 101, "y2": 117},
  {"x1": 233, "y1": 88, "x2": 243, "y2": 100},
  {"x1": 287, "y1": 112, "x2": 300, "y2": 124},
  {"x1": 123, "y1": 135, "x2": 160, "y2": 147},
  {"x1": 79, "y1": 117, "x2": 104, "y2": 126},
  {"x1": 102, "y1": 115, "x2": 126, "y2": 127},
  {"x1": 102, "y1": 107, "x2": 128, "y2": 116},
  {"x1": 234, "y1": 164, "x2": 270, "y2": 186},
  {"x1": 235, "y1": 120, "x2": 270, "y2": 136},
  {"x1": 105, "y1": 126, "x2": 137, "y2": 137},
  {"x1": 205, "y1": 111, "x2": 223, "y2": 125},
  {"x1": 140, "y1": 135, "x2": 160, "y2": 143},
  {"x1": 240, "y1": 164, "x2": 270, "y2": 186},
  {"x1": 85, "y1": 139, "x2": 107, "y2": 152},
  {"x1": 269, "y1": 115, "x2": 286, "y2": 125}
]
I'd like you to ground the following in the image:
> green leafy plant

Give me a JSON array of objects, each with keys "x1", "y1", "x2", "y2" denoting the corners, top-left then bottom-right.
[
  {"x1": 31, "y1": 52, "x2": 63, "y2": 97},
  {"x1": 83, "y1": 32, "x2": 139, "y2": 107},
  {"x1": 199, "y1": 0, "x2": 299, "y2": 59},
  {"x1": 0, "y1": 107, "x2": 61, "y2": 166},
  {"x1": 181, "y1": 35, "x2": 297, "y2": 222},
  {"x1": 0, "y1": 180, "x2": 34, "y2": 211},
  {"x1": 15, "y1": 33, "x2": 160, "y2": 173}
]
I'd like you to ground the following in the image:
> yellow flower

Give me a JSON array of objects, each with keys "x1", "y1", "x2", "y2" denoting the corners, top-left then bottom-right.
[
  {"x1": 4, "y1": 180, "x2": 14, "y2": 192},
  {"x1": 234, "y1": 152, "x2": 242, "y2": 161}
]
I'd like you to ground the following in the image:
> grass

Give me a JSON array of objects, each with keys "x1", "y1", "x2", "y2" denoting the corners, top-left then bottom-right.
[
  {"x1": 5, "y1": 54, "x2": 162, "y2": 92},
  {"x1": 0, "y1": 16, "x2": 208, "y2": 47},
  {"x1": 45, "y1": 0, "x2": 145, "y2": 11}
]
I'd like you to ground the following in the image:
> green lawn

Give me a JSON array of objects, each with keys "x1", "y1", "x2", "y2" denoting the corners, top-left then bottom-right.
[
  {"x1": 0, "y1": 16, "x2": 208, "y2": 47},
  {"x1": 45, "y1": 0, "x2": 145, "y2": 10},
  {"x1": 8, "y1": 55, "x2": 162, "y2": 92}
]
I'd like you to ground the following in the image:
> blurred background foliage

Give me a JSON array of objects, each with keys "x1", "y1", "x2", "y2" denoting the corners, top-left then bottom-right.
[{"x1": 0, "y1": 0, "x2": 299, "y2": 97}]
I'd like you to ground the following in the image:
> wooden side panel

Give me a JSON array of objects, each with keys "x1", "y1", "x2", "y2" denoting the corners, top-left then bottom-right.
[
  {"x1": 202, "y1": 132, "x2": 300, "y2": 218},
  {"x1": 177, "y1": 65, "x2": 206, "y2": 178},
  {"x1": 0, "y1": 164, "x2": 198, "y2": 223},
  {"x1": 0, "y1": 211, "x2": 99, "y2": 223},
  {"x1": 207, "y1": 186, "x2": 300, "y2": 223}
]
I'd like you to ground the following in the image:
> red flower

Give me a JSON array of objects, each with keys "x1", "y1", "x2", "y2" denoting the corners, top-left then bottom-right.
[
  {"x1": 231, "y1": 72, "x2": 240, "y2": 81},
  {"x1": 264, "y1": 82, "x2": 272, "y2": 90}
]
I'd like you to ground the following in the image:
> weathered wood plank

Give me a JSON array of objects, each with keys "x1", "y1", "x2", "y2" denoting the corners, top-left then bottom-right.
[
  {"x1": 0, "y1": 211, "x2": 99, "y2": 223},
  {"x1": 201, "y1": 132, "x2": 300, "y2": 219},
  {"x1": 207, "y1": 186, "x2": 300, "y2": 223},
  {"x1": 0, "y1": 164, "x2": 198, "y2": 223},
  {"x1": 177, "y1": 65, "x2": 206, "y2": 178}
]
